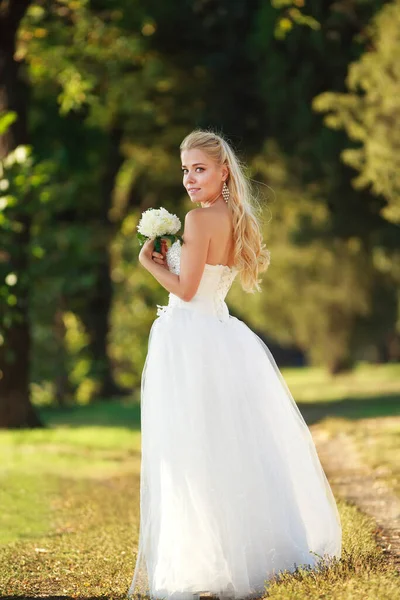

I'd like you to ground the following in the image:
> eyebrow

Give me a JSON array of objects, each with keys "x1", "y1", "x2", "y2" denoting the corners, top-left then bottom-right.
[{"x1": 181, "y1": 162, "x2": 207, "y2": 168}]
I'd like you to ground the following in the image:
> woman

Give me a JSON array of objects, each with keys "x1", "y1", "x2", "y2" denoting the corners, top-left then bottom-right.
[{"x1": 128, "y1": 130, "x2": 342, "y2": 600}]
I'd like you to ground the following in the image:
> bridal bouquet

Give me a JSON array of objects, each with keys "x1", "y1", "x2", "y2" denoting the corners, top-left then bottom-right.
[{"x1": 137, "y1": 206, "x2": 182, "y2": 260}]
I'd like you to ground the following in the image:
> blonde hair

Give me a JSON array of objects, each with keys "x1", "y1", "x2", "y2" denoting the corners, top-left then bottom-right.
[{"x1": 180, "y1": 129, "x2": 270, "y2": 293}]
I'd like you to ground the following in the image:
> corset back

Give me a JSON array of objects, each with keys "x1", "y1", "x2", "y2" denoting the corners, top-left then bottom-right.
[{"x1": 156, "y1": 240, "x2": 238, "y2": 322}]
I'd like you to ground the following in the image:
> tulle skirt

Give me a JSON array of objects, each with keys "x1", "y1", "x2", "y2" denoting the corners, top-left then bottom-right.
[{"x1": 128, "y1": 307, "x2": 342, "y2": 600}]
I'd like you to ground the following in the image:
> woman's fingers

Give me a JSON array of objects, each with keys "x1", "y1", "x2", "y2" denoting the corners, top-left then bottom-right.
[
  {"x1": 152, "y1": 251, "x2": 167, "y2": 266},
  {"x1": 151, "y1": 250, "x2": 170, "y2": 269},
  {"x1": 160, "y1": 239, "x2": 169, "y2": 257},
  {"x1": 152, "y1": 251, "x2": 164, "y2": 260}
]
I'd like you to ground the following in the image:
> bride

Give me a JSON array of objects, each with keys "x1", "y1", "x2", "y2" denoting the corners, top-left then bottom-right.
[{"x1": 128, "y1": 130, "x2": 342, "y2": 600}]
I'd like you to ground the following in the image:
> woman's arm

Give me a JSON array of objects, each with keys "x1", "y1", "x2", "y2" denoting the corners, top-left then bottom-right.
[{"x1": 139, "y1": 209, "x2": 210, "y2": 301}]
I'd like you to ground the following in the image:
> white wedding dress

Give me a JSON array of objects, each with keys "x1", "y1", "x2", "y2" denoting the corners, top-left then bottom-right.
[{"x1": 128, "y1": 240, "x2": 341, "y2": 600}]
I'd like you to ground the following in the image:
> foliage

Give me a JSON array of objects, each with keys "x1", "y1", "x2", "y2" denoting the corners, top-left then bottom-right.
[
  {"x1": 0, "y1": 112, "x2": 17, "y2": 135},
  {"x1": 229, "y1": 141, "x2": 383, "y2": 371},
  {"x1": 1, "y1": 0, "x2": 399, "y2": 412},
  {"x1": 0, "y1": 138, "x2": 54, "y2": 337},
  {"x1": 313, "y1": 0, "x2": 400, "y2": 225},
  {"x1": 271, "y1": 0, "x2": 320, "y2": 39}
]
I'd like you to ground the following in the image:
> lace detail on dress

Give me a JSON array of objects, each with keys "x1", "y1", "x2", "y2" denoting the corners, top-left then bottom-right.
[
  {"x1": 166, "y1": 240, "x2": 181, "y2": 275},
  {"x1": 214, "y1": 267, "x2": 237, "y2": 321},
  {"x1": 156, "y1": 304, "x2": 169, "y2": 317},
  {"x1": 155, "y1": 238, "x2": 238, "y2": 322},
  {"x1": 154, "y1": 241, "x2": 181, "y2": 318}
]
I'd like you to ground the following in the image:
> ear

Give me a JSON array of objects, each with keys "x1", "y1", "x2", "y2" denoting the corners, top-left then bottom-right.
[{"x1": 221, "y1": 164, "x2": 229, "y2": 182}]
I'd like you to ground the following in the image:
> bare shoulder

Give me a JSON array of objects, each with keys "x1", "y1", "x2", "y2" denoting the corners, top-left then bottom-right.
[
  {"x1": 186, "y1": 207, "x2": 228, "y2": 225},
  {"x1": 182, "y1": 209, "x2": 211, "y2": 244},
  {"x1": 184, "y1": 207, "x2": 209, "y2": 223},
  {"x1": 183, "y1": 208, "x2": 212, "y2": 234}
]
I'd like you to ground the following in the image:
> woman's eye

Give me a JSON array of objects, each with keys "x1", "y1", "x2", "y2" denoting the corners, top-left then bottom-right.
[{"x1": 182, "y1": 167, "x2": 204, "y2": 174}]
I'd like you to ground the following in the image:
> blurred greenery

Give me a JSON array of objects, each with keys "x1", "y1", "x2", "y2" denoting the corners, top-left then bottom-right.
[
  {"x1": 0, "y1": 0, "x2": 399, "y2": 423},
  {"x1": 314, "y1": 0, "x2": 400, "y2": 225}
]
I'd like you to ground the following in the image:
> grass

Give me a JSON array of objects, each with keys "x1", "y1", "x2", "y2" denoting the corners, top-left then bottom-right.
[
  {"x1": 1, "y1": 363, "x2": 400, "y2": 598},
  {"x1": 266, "y1": 501, "x2": 399, "y2": 599},
  {"x1": 317, "y1": 416, "x2": 400, "y2": 498},
  {"x1": 0, "y1": 473, "x2": 139, "y2": 599},
  {"x1": 0, "y1": 472, "x2": 60, "y2": 546},
  {"x1": 284, "y1": 362, "x2": 400, "y2": 500},
  {"x1": 282, "y1": 362, "x2": 400, "y2": 405},
  {"x1": 0, "y1": 407, "x2": 141, "y2": 598}
]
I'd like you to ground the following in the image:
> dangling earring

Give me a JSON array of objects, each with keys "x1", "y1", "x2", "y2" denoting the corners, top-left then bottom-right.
[{"x1": 222, "y1": 181, "x2": 230, "y2": 203}]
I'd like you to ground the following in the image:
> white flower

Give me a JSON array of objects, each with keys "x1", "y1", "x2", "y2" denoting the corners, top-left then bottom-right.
[
  {"x1": 137, "y1": 207, "x2": 181, "y2": 238},
  {"x1": 0, "y1": 179, "x2": 9, "y2": 191}
]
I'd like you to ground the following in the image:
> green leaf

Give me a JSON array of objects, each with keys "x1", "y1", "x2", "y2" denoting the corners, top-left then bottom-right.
[
  {"x1": 136, "y1": 232, "x2": 147, "y2": 247},
  {"x1": 0, "y1": 111, "x2": 17, "y2": 135}
]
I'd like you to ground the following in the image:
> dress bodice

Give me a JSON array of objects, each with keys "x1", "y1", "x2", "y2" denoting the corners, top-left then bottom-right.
[{"x1": 156, "y1": 240, "x2": 238, "y2": 322}]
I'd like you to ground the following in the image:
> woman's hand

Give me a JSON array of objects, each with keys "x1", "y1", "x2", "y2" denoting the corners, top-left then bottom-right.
[
  {"x1": 153, "y1": 238, "x2": 169, "y2": 267},
  {"x1": 139, "y1": 238, "x2": 169, "y2": 269},
  {"x1": 138, "y1": 238, "x2": 155, "y2": 266},
  {"x1": 152, "y1": 250, "x2": 167, "y2": 266}
]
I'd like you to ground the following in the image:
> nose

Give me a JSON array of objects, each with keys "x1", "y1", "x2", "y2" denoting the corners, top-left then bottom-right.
[{"x1": 185, "y1": 170, "x2": 196, "y2": 185}]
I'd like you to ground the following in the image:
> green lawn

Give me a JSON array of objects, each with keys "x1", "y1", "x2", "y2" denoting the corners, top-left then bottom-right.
[
  {"x1": 283, "y1": 362, "x2": 400, "y2": 405},
  {"x1": 1, "y1": 363, "x2": 399, "y2": 599},
  {"x1": 0, "y1": 403, "x2": 142, "y2": 598}
]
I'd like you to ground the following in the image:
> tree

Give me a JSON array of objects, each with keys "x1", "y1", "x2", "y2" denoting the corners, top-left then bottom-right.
[
  {"x1": 0, "y1": 0, "x2": 42, "y2": 427},
  {"x1": 19, "y1": 0, "x2": 161, "y2": 399},
  {"x1": 313, "y1": 0, "x2": 400, "y2": 226},
  {"x1": 229, "y1": 140, "x2": 382, "y2": 373}
]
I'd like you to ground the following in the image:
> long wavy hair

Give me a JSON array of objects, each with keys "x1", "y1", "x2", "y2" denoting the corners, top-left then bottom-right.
[{"x1": 180, "y1": 129, "x2": 270, "y2": 293}]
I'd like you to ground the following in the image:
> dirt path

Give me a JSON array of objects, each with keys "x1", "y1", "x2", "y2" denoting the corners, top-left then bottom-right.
[{"x1": 312, "y1": 426, "x2": 400, "y2": 572}]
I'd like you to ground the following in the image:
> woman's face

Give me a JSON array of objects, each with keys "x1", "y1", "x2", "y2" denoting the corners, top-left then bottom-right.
[{"x1": 181, "y1": 148, "x2": 227, "y2": 205}]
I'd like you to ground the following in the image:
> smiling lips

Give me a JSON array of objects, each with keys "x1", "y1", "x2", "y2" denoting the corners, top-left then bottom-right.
[{"x1": 188, "y1": 188, "x2": 200, "y2": 194}]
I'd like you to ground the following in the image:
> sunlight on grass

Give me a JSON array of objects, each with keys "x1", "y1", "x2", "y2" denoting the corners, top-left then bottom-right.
[
  {"x1": 1, "y1": 473, "x2": 398, "y2": 599},
  {"x1": 0, "y1": 424, "x2": 141, "y2": 451},
  {"x1": 265, "y1": 501, "x2": 399, "y2": 599},
  {"x1": 0, "y1": 409, "x2": 142, "y2": 547},
  {"x1": 282, "y1": 363, "x2": 400, "y2": 404},
  {"x1": 1, "y1": 369, "x2": 399, "y2": 598},
  {"x1": 0, "y1": 426, "x2": 141, "y2": 482},
  {"x1": 319, "y1": 416, "x2": 400, "y2": 497},
  {"x1": 0, "y1": 473, "x2": 59, "y2": 545}
]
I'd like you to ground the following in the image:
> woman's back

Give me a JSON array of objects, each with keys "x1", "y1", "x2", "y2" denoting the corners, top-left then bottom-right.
[{"x1": 200, "y1": 204, "x2": 235, "y2": 268}]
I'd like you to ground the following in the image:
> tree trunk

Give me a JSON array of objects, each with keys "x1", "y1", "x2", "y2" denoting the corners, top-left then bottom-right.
[
  {"x1": 0, "y1": 0, "x2": 42, "y2": 428},
  {"x1": 80, "y1": 126, "x2": 130, "y2": 399}
]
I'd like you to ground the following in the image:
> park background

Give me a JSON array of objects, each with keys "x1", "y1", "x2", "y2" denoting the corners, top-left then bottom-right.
[{"x1": 0, "y1": 0, "x2": 399, "y2": 598}]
